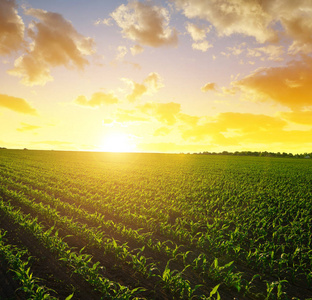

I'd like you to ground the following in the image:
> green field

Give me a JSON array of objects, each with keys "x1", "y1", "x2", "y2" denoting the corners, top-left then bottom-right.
[{"x1": 0, "y1": 149, "x2": 311, "y2": 299}]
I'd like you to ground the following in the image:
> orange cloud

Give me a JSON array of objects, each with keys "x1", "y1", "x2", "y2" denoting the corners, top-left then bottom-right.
[
  {"x1": 126, "y1": 82, "x2": 147, "y2": 102},
  {"x1": 8, "y1": 8, "x2": 94, "y2": 86},
  {"x1": 0, "y1": 0, "x2": 25, "y2": 55},
  {"x1": 221, "y1": 87, "x2": 237, "y2": 95},
  {"x1": 17, "y1": 122, "x2": 41, "y2": 132},
  {"x1": 182, "y1": 112, "x2": 287, "y2": 146},
  {"x1": 75, "y1": 92, "x2": 118, "y2": 107},
  {"x1": 139, "y1": 102, "x2": 181, "y2": 125},
  {"x1": 235, "y1": 56, "x2": 312, "y2": 110},
  {"x1": 201, "y1": 82, "x2": 216, "y2": 92},
  {"x1": 280, "y1": 110, "x2": 312, "y2": 125},
  {"x1": 0, "y1": 94, "x2": 38, "y2": 115},
  {"x1": 123, "y1": 72, "x2": 164, "y2": 102},
  {"x1": 280, "y1": 8, "x2": 312, "y2": 54},
  {"x1": 178, "y1": 111, "x2": 312, "y2": 149},
  {"x1": 115, "y1": 109, "x2": 148, "y2": 123},
  {"x1": 156, "y1": 102, "x2": 181, "y2": 125},
  {"x1": 111, "y1": 1, "x2": 178, "y2": 47},
  {"x1": 178, "y1": 113, "x2": 199, "y2": 126}
]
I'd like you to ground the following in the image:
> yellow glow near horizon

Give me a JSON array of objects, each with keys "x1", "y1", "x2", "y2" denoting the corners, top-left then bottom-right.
[
  {"x1": 100, "y1": 132, "x2": 136, "y2": 153},
  {"x1": 2, "y1": 1, "x2": 312, "y2": 154}
]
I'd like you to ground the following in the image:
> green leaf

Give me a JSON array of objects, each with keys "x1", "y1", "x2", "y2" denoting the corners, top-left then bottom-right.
[
  {"x1": 210, "y1": 284, "x2": 220, "y2": 296},
  {"x1": 65, "y1": 293, "x2": 74, "y2": 300}
]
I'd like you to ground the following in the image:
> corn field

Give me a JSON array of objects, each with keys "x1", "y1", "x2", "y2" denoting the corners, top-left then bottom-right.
[{"x1": 0, "y1": 149, "x2": 311, "y2": 299}]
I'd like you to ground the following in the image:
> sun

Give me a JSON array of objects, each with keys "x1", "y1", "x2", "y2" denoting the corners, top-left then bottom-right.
[{"x1": 100, "y1": 132, "x2": 136, "y2": 153}]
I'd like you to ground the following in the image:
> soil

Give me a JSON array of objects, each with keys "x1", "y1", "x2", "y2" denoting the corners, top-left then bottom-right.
[{"x1": 0, "y1": 188, "x2": 311, "y2": 300}]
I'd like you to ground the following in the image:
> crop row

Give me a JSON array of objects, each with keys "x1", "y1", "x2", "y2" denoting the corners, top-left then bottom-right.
[
  {"x1": 1, "y1": 150, "x2": 311, "y2": 299},
  {"x1": 0, "y1": 229, "x2": 69, "y2": 300},
  {"x1": 1, "y1": 165, "x2": 311, "y2": 289},
  {"x1": 0, "y1": 197, "x2": 147, "y2": 299}
]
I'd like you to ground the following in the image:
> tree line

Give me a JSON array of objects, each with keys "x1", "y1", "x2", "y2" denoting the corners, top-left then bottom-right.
[{"x1": 189, "y1": 151, "x2": 311, "y2": 158}]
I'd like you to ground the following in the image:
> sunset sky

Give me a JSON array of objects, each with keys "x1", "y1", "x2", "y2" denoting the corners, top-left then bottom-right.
[{"x1": 1, "y1": 0, "x2": 312, "y2": 153}]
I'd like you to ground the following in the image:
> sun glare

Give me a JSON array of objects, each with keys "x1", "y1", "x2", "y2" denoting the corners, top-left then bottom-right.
[{"x1": 100, "y1": 132, "x2": 136, "y2": 153}]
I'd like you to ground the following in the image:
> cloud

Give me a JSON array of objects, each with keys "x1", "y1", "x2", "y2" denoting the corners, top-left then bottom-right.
[
  {"x1": 144, "y1": 72, "x2": 164, "y2": 91},
  {"x1": 278, "y1": 3, "x2": 312, "y2": 54},
  {"x1": 124, "y1": 61, "x2": 141, "y2": 69},
  {"x1": 17, "y1": 122, "x2": 41, "y2": 132},
  {"x1": 174, "y1": 1, "x2": 312, "y2": 54},
  {"x1": 180, "y1": 112, "x2": 312, "y2": 147},
  {"x1": 247, "y1": 45, "x2": 284, "y2": 61},
  {"x1": 130, "y1": 44, "x2": 144, "y2": 55},
  {"x1": 111, "y1": 1, "x2": 178, "y2": 47},
  {"x1": 174, "y1": 0, "x2": 277, "y2": 43},
  {"x1": 94, "y1": 18, "x2": 113, "y2": 26},
  {"x1": 235, "y1": 56, "x2": 312, "y2": 110},
  {"x1": 139, "y1": 101, "x2": 181, "y2": 125},
  {"x1": 155, "y1": 102, "x2": 181, "y2": 125},
  {"x1": 185, "y1": 22, "x2": 212, "y2": 52},
  {"x1": 154, "y1": 126, "x2": 171, "y2": 136},
  {"x1": 75, "y1": 92, "x2": 119, "y2": 107},
  {"x1": 178, "y1": 113, "x2": 200, "y2": 126},
  {"x1": 192, "y1": 40, "x2": 212, "y2": 52},
  {"x1": 280, "y1": 110, "x2": 312, "y2": 125},
  {"x1": 8, "y1": 8, "x2": 94, "y2": 86},
  {"x1": 201, "y1": 82, "x2": 216, "y2": 92},
  {"x1": 0, "y1": 94, "x2": 38, "y2": 115},
  {"x1": 226, "y1": 43, "x2": 246, "y2": 56},
  {"x1": 125, "y1": 81, "x2": 147, "y2": 102},
  {"x1": 115, "y1": 45, "x2": 128, "y2": 61},
  {"x1": 221, "y1": 87, "x2": 237, "y2": 95},
  {"x1": 0, "y1": 0, "x2": 25, "y2": 55},
  {"x1": 186, "y1": 22, "x2": 209, "y2": 41},
  {"x1": 123, "y1": 72, "x2": 164, "y2": 102},
  {"x1": 115, "y1": 108, "x2": 148, "y2": 123}
]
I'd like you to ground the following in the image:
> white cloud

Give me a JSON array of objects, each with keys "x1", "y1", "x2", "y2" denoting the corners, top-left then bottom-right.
[
  {"x1": 130, "y1": 44, "x2": 144, "y2": 55},
  {"x1": 192, "y1": 40, "x2": 212, "y2": 52},
  {"x1": 247, "y1": 45, "x2": 284, "y2": 61},
  {"x1": 186, "y1": 22, "x2": 209, "y2": 41}
]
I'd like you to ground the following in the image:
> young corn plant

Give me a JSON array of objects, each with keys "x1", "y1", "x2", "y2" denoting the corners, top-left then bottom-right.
[
  {"x1": 0, "y1": 230, "x2": 66, "y2": 300},
  {"x1": 130, "y1": 246, "x2": 158, "y2": 277},
  {"x1": 265, "y1": 280, "x2": 288, "y2": 300},
  {"x1": 155, "y1": 261, "x2": 201, "y2": 299},
  {"x1": 0, "y1": 199, "x2": 145, "y2": 299}
]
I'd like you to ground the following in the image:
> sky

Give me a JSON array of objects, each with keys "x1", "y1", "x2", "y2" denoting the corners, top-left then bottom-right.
[{"x1": 1, "y1": 0, "x2": 312, "y2": 153}]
